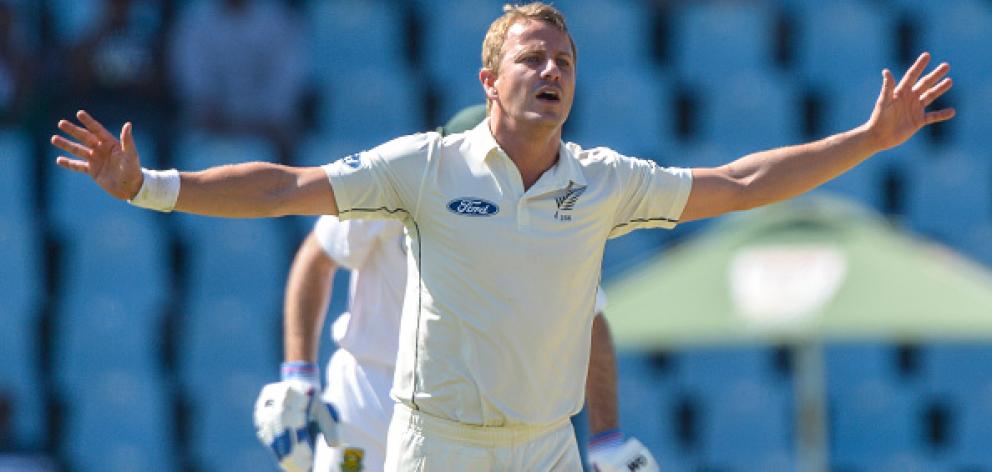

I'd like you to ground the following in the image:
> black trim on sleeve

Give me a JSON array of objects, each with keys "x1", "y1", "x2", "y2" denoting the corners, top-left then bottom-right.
[{"x1": 611, "y1": 216, "x2": 679, "y2": 231}]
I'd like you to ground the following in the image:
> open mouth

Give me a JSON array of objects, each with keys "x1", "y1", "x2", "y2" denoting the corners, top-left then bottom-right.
[{"x1": 535, "y1": 89, "x2": 561, "y2": 102}]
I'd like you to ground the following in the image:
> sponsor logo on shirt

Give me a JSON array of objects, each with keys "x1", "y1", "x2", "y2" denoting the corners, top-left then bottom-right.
[
  {"x1": 554, "y1": 181, "x2": 586, "y2": 221},
  {"x1": 340, "y1": 447, "x2": 364, "y2": 472},
  {"x1": 447, "y1": 197, "x2": 500, "y2": 217},
  {"x1": 339, "y1": 153, "x2": 363, "y2": 169}
]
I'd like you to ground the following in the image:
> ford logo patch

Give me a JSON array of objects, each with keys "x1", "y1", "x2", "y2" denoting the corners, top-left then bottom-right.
[{"x1": 447, "y1": 198, "x2": 500, "y2": 217}]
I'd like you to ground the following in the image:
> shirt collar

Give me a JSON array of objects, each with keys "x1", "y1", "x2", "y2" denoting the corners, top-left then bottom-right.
[{"x1": 464, "y1": 118, "x2": 588, "y2": 191}]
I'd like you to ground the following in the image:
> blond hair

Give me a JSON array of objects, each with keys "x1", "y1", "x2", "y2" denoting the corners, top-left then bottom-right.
[{"x1": 481, "y1": 3, "x2": 576, "y2": 111}]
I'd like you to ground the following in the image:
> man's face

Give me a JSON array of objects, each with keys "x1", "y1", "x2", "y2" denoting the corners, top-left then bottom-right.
[{"x1": 488, "y1": 20, "x2": 576, "y2": 129}]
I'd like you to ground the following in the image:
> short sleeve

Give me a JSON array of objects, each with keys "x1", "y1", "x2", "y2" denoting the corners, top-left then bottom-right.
[
  {"x1": 322, "y1": 133, "x2": 438, "y2": 223},
  {"x1": 608, "y1": 154, "x2": 693, "y2": 238},
  {"x1": 312, "y1": 216, "x2": 403, "y2": 271},
  {"x1": 594, "y1": 285, "x2": 607, "y2": 314}
]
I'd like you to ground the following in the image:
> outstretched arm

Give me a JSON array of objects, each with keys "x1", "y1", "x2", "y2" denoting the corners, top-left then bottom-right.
[
  {"x1": 51, "y1": 110, "x2": 337, "y2": 217},
  {"x1": 283, "y1": 231, "x2": 338, "y2": 363},
  {"x1": 681, "y1": 52, "x2": 955, "y2": 222}
]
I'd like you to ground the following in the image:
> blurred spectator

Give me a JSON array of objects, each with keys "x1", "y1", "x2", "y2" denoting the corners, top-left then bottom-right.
[
  {"x1": 57, "y1": 0, "x2": 172, "y2": 163},
  {"x1": 169, "y1": 0, "x2": 307, "y2": 163},
  {"x1": 0, "y1": 2, "x2": 39, "y2": 126},
  {"x1": 65, "y1": 0, "x2": 170, "y2": 114}
]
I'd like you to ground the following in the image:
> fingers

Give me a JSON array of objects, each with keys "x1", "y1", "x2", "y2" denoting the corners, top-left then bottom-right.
[
  {"x1": 920, "y1": 77, "x2": 953, "y2": 107},
  {"x1": 120, "y1": 122, "x2": 135, "y2": 156},
  {"x1": 879, "y1": 68, "x2": 896, "y2": 101},
  {"x1": 896, "y1": 52, "x2": 931, "y2": 94},
  {"x1": 57, "y1": 119, "x2": 100, "y2": 148},
  {"x1": 913, "y1": 62, "x2": 950, "y2": 94},
  {"x1": 55, "y1": 156, "x2": 91, "y2": 174},
  {"x1": 50, "y1": 134, "x2": 93, "y2": 160},
  {"x1": 924, "y1": 107, "x2": 956, "y2": 126},
  {"x1": 75, "y1": 110, "x2": 116, "y2": 142}
]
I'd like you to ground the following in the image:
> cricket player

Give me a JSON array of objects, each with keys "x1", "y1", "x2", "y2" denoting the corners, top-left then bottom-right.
[
  {"x1": 253, "y1": 107, "x2": 655, "y2": 472},
  {"x1": 51, "y1": 2, "x2": 954, "y2": 470}
]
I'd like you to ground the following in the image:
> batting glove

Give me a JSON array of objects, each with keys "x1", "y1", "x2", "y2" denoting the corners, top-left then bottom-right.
[
  {"x1": 588, "y1": 430, "x2": 660, "y2": 472},
  {"x1": 254, "y1": 362, "x2": 341, "y2": 472}
]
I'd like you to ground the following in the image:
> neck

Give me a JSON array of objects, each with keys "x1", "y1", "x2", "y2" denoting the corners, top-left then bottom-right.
[{"x1": 489, "y1": 114, "x2": 562, "y2": 190}]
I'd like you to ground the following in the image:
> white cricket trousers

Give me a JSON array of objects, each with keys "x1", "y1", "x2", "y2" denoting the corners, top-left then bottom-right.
[
  {"x1": 315, "y1": 349, "x2": 393, "y2": 472},
  {"x1": 384, "y1": 403, "x2": 582, "y2": 471}
]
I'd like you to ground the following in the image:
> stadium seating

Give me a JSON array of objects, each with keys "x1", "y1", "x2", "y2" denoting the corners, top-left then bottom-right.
[
  {"x1": 61, "y1": 369, "x2": 177, "y2": 472},
  {"x1": 187, "y1": 371, "x2": 274, "y2": 472},
  {"x1": 319, "y1": 67, "x2": 425, "y2": 144},
  {"x1": 306, "y1": 0, "x2": 406, "y2": 81},
  {"x1": 52, "y1": 292, "x2": 164, "y2": 395},
  {"x1": 794, "y1": 0, "x2": 894, "y2": 94},
  {"x1": 904, "y1": 149, "x2": 992, "y2": 247},
  {"x1": 694, "y1": 71, "x2": 800, "y2": 158},
  {"x1": 57, "y1": 212, "x2": 170, "y2": 314},
  {"x1": 829, "y1": 379, "x2": 922, "y2": 465},
  {"x1": 569, "y1": 67, "x2": 674, "y2": 159},
  {"x1": 0, "y1": 129, "x2": 33, "y2": 224},
  {"x1": 919, "y1": 0, "x2": 992, "y2": 90},
  {"x1": 178, "y1": 294, "x2": 278, "y2": 391},
  {"x1": 559, "y1": 0, "x2": 656, "y2": 73},
  {"x1": 672, "y1": 2, "x2": 777, "y2": 88}
]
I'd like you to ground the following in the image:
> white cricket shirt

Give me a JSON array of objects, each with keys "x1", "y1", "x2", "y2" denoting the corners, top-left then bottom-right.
[
  {"x1": 323, "y1": 119, "x2": 691, "y2": 427},
  {"x1": 313, "y1": 216, "x2": 408, "y2": 369}
]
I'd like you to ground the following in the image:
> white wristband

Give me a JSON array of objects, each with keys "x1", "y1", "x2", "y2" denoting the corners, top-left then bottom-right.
[{"x1": 128, "y1": 168, "x2": 180, "y2": 212}]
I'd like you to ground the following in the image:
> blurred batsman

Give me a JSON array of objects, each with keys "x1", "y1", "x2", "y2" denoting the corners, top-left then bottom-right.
[
  {"x1": 252, "y1": 106, "x2": 659, "y2": 471},
  {"x1": 50, "y1": 2, "x2": 953, "y2": 470}
]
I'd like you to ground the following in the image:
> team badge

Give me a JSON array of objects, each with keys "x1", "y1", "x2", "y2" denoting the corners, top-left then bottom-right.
[{"x1": 554, "y1": 181, "x2": 587, "y2": 221}]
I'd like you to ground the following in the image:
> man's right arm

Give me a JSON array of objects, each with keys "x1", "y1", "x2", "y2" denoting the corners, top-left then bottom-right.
[
  {"x1": 51, "y1": 110, "x2": 338, "y2": 217},
  {"x1": 283, "y1": 231, "x2": 338, "y2": 363}
]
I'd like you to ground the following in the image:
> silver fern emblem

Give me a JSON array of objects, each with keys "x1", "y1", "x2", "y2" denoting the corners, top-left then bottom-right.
[{"x1": 554, "y1": 181, "x2": 587, "y2": 221}]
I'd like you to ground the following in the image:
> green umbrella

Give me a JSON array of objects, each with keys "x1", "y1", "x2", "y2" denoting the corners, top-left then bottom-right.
[{"x1": 603, "y1": 194, "x2": 992, "y2": 471}]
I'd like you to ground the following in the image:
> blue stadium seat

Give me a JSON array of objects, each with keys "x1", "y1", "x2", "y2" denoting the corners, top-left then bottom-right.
[
  {"x1": 676, "y1": 345, "x2": 777, "y2": 393},
  {"x1": 559, "y1": 0, "x2": 655, "y2": 73},
  {"x1": 672, "y1": 2, "x2": 776, "y2": 88},
  {"x1": 62, "y1": 369, "x2": 176, "y2": 472},
  {"x1": 173, "y1": 131, "x2": 275, "y2": 171},
  {"x1": 904, "y1": 149, "x2": 992, "y2": 248},
  {"x1": 947, "y1": 79, "x2": 992, "y2": 159},
  {"x1": 0, "y1": 313, "x2": 44, "y2": 450},
  {"x1": 421, "y1": 0, "x2": 501, "y2": 120},
  {"x1": 824, "y1": 342, "x2": 900, "y2": 396},
  {"x1": 52, "y1": 292, "x2": 164, "y2": 395},
  {"x1": 178, "y1": 294, "x2": 277, "y2": 390},
  {"x1": 829, "y1": 379, "x2": 922, "y2": 464},
  {"x1": 188, "y1": 371, "x2": 274, "y2": 472},
  {"x1": 0, "y1": 215, "x2": 40, "y2": 324},
  {"x1": 695, "y1": 71, "x2": 800, "y2": 158},
  {"x1": 319, "y1": 67, "x2": 425, "y2": 144},
  {"x1": 181, "y1": 216, "x2": 288, "y2": 310},
  {"x1": 0, "y1": 129, "x2": 33, "y2": 224},
  {"x1": 614, "y1": 352, "x2": 679, "y2": 462},
  {"x1": 698, "y1": 378, "x2": 793, "y2": 466},
  {"x1": 58, "y1": 212, "x2": 170, "y2": 314},
  {"x1": 919, "y1": 343, "x2": 992, "y2": 398},
  {"x1": 570, "y1": 68, "x2": 674, "y2": 159},
  {"x1": 919, "y1": 0, "x2": 992, "y2": 87},
  {"x1": 306, "y1": 0, "x2": 406, "y2": 81},
  {"x1": 795, "y1": 0, "x2": 894, "y2": 94}
]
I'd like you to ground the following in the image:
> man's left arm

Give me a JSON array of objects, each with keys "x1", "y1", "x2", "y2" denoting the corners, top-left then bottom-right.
[
  {"x1": 586, "y1": 312, "x2": 660, "y2": 472},
  {"x1": 681, "y1": 52, "x2": 955, "y2": 223}
]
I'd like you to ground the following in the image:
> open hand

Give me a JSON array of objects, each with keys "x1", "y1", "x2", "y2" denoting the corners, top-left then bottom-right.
[
  {"x1": 866, "y1": 52, "x2": 956, "y2": 151},
  {"x1": 51, "y1": 110, "x2": 143, "y2": 200}
]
